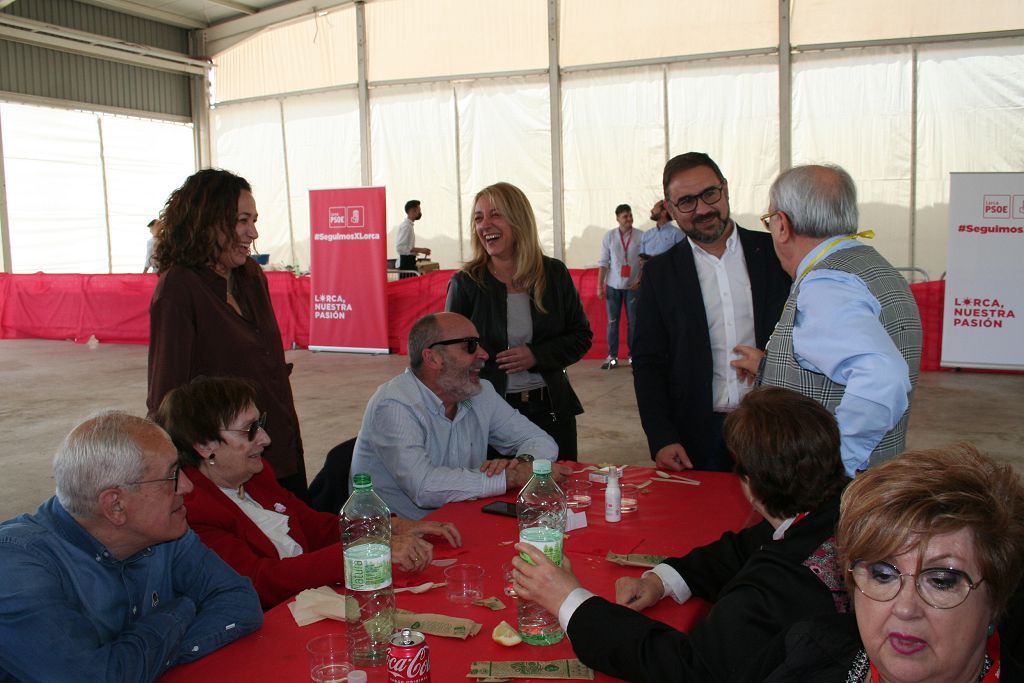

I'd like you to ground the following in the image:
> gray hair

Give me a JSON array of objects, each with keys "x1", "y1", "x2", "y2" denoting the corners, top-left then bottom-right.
[
  {"x1": 769, "y1": 164, "x2": 858, "y2": 238},
  {"x1": 408, "y1": 313, "x2": 445, "y2": 373},
  {"x1": 54, "y1": 411, "x2": 153, "y2": 517}
]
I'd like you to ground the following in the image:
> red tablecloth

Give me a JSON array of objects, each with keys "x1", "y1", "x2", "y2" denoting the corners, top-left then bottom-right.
[
  {"x1": 0, "y1": 271, "x2": 948, "y2": 367},
  {"x1": 160, "y1": 468, "x2": 757, "y2": 682}
]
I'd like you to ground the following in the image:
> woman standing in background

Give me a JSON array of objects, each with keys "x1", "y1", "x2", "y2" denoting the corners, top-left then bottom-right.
[
  {"x1": 147, "y1": 169, "x2": 308, "y2": 498},
  {"x1": 446, "y1": 182, "x2": 592, "y2": 460}
]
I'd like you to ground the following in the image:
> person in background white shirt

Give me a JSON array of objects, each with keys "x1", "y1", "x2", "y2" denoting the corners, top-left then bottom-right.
[
  {"x1": 597, "y1": 204, "x2": 644, "y2": 369},
  {"x1": 395, "y1": 199, "x2": 430, "y2": 279},
  {"x1": 143, "y1": 219, "x2": 160, "y2": 273}
]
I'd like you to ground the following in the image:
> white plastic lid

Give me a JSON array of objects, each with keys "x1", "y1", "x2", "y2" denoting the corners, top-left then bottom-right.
[
  {"x1": 532, "y1": 460, "x2": 552, "y2": 475},
  {"x1": 347, "y1": 671, "x2": 367, "y2": 683}
]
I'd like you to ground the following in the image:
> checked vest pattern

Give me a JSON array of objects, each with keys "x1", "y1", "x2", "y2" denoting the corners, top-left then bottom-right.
[{"x1": 759, "y1": 245, "x2": 922, "y2": 467}]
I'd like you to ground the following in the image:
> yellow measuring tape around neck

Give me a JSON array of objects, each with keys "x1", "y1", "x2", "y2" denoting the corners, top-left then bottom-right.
[{"x1": 797, "y1": 230, "x2": 874, "y2": 283}]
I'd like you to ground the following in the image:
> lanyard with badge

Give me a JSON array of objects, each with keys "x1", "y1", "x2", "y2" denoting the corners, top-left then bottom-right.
[
  {"x1": 796, "y1": 230, "x2": 874, "y2": 284},
  {"x1": 619, "y1": 229, "x2": 633, "y2": 279}
]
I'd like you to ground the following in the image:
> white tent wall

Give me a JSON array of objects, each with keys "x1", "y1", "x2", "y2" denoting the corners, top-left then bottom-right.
[
  {"x1": 370, "y1": 82, "x2": 459, "y2": 269},
  {"x1": 792, "y1": 48, "x2": 914, "y2": 269},
  {"x1": 561, "y1": 67, "x2": 666, "y2": 268},
  {"x1": 0, "y1": 102, "x2": 193, "y2": 273},
  {"x1": 3, "y1": 1, "x2": 1022, "y2": 276},
  {"x1": 282, "y1": 89, "x2": 362, "y2": 270},
  {"x1": 915, "y1": 40, "x2": 1024, "y2": 281},
  {"x1": 212, "y1": 99, "x2": 291, "y2": 266},
  {"x1": 100, "y1": 115, "x2": 198, "y2": 272},
  {"x1": 455, "y1": 77, "x2": 554, "y2": 259},
  {"x1": 365, "y1": 0, "x2": 547, "y2": 81},
  {"x1": 666, "y1": 57, "x2": 780, "y2": 232},
  {"x1": 213, "y1": 10, "x2": 359, "y2": 102}
]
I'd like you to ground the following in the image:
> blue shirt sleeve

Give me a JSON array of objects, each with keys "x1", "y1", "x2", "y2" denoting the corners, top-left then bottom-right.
[
  {"x1": 170, "y1": 530, "x2": 263, "y2": 665},
  {"x1": 792, "y1": 269, "x2": 912, "y2": 475}
]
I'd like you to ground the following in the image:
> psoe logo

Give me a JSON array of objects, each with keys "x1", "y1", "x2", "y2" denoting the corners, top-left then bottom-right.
[
  {"x1": 1013, "y1": 195, "x2": 1024, "y2": 219},
  {"x1": 982, "y1": 195, "x2": 1010, "y2": 219},
  {"x1": 328, "y1": 206, "x2": 347, "y2": 228},
  {"x1": 327, "y1": 206, "x2": 366, "y2": 229}
]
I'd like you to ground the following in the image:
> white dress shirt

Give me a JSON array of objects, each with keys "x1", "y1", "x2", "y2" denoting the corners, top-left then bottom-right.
[{"x1": 688, "y1": 224, "x2": 756, "y2": 412}]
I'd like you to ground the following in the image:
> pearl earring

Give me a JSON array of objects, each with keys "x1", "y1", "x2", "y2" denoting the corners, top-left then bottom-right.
[{"x1": 208, "y1": 453, "x2": 217, "y2": 466}]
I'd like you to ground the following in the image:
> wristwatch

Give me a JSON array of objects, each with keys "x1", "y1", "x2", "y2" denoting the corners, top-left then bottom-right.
[{"x1": 515, "y1": 453, "x2": 535, "y2": 464}]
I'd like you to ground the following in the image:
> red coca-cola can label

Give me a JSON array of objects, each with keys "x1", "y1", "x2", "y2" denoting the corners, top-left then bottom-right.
[{"x1": 387, "y1": 628, "x2": 431, "y2": 683}]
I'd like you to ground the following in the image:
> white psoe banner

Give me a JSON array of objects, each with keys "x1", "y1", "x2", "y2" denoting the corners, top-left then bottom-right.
[{"x1": 942, "y1": 173, "x2": 1024, "y2": 370}]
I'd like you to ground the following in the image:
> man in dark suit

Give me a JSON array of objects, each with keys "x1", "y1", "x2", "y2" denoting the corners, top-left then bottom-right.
[{"x1": 633, "y1": 152, "x2": 791, "y2": 471}]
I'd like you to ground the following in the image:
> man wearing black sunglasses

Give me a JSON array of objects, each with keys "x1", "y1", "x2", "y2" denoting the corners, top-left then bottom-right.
[
  {"x1": 632, "y1": 152, "x2": 791, "y2": 473},
  {"x1": 0, "y1": 411, "x2": 262, "y2": 681},
  {"x1": 351, "y1": 312, "x2": 566, "y2": 519}
]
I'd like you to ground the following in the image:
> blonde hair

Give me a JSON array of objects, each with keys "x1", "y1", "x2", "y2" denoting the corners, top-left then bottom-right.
[
  {"x1": 463, "y1": 182, "x2": 547, "y2": 313},
  {"x1": 839, "y1": 444, "x2": 1024, "y2": 619}
]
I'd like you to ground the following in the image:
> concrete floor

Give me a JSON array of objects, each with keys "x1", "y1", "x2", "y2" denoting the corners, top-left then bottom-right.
[{"x1": 1, "y1": 338, "x2": 1022, "y2": 522}]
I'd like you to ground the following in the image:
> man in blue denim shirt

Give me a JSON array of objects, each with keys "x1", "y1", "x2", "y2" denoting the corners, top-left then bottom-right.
[{"x1": 0, "y1": 411, "x2": 263, "y2": 682}]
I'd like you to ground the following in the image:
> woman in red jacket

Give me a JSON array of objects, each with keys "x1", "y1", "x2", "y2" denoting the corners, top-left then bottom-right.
[{"x1": 157, "y1": 375, "x2": 461, "y2": 609}]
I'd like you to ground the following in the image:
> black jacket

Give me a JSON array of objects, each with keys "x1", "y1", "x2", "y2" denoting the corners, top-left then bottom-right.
[
  {"x1": 446, "y1": 256, "x2": 592, "y2": 420},
  {"x1": 632, "y1": 226, "x2": 790, "y2": 461},
  {"x1": 750, "y1": 610, "x2": 1024, "y2": 683},
  {"x1": 567, "y1": 493, "x2": 847, "y2": 683}
]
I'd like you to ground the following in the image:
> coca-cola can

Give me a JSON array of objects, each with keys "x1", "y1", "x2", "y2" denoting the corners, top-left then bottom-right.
[{"x1": 387, "y1": 628, "x2": 431, "y2": 683}]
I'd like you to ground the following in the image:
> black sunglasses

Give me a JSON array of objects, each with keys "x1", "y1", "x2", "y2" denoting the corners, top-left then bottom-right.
[
  {"x1": 222, "y1": 412, "x2": 267, "y2": 441},
  {"x1": 428, "y1": 336, "x2": 481, "y2": 354}
]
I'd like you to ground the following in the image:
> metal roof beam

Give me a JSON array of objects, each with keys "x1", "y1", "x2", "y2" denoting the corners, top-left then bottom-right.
[
  {"x1": 0, "y1": 13, "x2": 210, "y2": 75},
  {"x1": 76, "y1": 0, "x2": 207, "y2": 29}
]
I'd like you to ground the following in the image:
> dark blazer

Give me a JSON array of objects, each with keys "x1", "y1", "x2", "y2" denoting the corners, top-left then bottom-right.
[
  {"x1": 632, "y1": 226, "x2": 790, "y2": 462},
  {"x1": 148, "y1": 260, "x2": 305, "y2": 481},
  {"x1": 184, "y1": 461, "x2": 342, "y2": 609},
  {"x1": 446, "y1": 256, "x2": 593, "y2": 420},
  {"x1": 750, "y1": 610, "x2": 1024, "y2": 683},
  {"x1": 567, "y1": 494, "x2": 847, "y2": 683}
]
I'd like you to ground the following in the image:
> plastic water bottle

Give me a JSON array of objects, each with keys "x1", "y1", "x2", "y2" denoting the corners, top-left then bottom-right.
[
  {"x1": 605, "y1": 467, "x2": 622, "y2": 523},
  {"x1": 341, "y1": 473, "x2": 396, "y2": 666},
  {"x1": 516, "y1": 459, "x2": 567, "y2": 645}
]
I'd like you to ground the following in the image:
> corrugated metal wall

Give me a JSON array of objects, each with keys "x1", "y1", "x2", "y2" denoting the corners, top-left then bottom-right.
[{"x1": 0, "y1": 0, "x2": 193, "y2": 118}]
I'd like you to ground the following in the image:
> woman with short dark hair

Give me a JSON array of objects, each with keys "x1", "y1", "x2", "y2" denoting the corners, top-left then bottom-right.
[
  {"x1": 511, "y1": 387, "x2": 852, "y2": 682},
  {"x1": 158, "y1": 376, "x2": 461, "y2": 609}
]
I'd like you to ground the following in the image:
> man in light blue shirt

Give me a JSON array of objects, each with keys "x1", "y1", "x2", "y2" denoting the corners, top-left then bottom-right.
[
  {"x1": 733, "y1": 164, "x2": 922, "y2": 475},
  {"x1": 639, "y1": 199, "x2": 683, "y2": 261},
  {"x1": 597, "y1": 204, "x2": 645, "y2": 368},
  {"x1": 0, "y1": 411, "x2": 262, "y2": 682},
  {"x1": 351, "y1": 312, "x2": 563, "y2": 519}
]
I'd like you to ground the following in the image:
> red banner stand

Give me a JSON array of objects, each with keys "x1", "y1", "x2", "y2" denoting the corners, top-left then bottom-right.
[{"x1": 308, "y1": 187, "x2": 389, "y2": 353}]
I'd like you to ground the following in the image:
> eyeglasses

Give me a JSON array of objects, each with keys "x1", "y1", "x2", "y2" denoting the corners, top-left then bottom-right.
[
  {"x1": 222, "y1": 412, "x2": 267, "y2": 441},
  {"x1": 125, "y1": 466, "x2": 181, "y2": 493},
  {"x1": 849, "y1": 560, "x2": 984, "y2": 609},
  {"x1": 428, "y1": 337, "x2": 480, "y2": 354},
  {"x1": 760, "y1": 211, "x2": 779, "y2": 229},
  {"x1": 672, "y1": 184, "x2": 724, "y2": 213}
]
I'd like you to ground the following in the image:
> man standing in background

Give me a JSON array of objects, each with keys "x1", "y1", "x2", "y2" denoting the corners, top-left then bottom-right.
[
  {"x1": 395, "y1": 199, "x2": 430, "y2": 279},
  {"x1": 598, "y1": 204, "x2": 644, "y2": 370},
  {"x1": 639, "y1": 199, "x2": 683, "y2": 262}
]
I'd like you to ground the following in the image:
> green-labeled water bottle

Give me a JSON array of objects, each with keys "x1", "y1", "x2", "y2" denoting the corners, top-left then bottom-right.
[
  {"x1": 341, "y1": 473, "x2": 396, "y2": 666},
  {"x1": 516, "y1": 459, "x2": 567, "y2": 645}
]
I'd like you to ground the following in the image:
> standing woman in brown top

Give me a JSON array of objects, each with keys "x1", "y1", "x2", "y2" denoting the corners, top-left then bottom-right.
[{"x1": 147, "y1": 169, "x2": 308, "y2": 498}]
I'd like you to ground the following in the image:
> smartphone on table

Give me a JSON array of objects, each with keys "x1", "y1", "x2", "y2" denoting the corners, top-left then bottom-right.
[{"x1": 481, "y1": 501, "x2": 517, "y2": 517}]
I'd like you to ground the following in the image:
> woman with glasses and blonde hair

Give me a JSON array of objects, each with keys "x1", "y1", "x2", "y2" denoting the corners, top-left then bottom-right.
[
  {"x1": 753, "y1": 444, "x2": 1024, "y2": 682},
  {"x1": 157, "y1": 376, "x2": 461, "y2": 609},
  {"x1": 446, "y1": 182, "x2": 592, "y2": 460}
]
